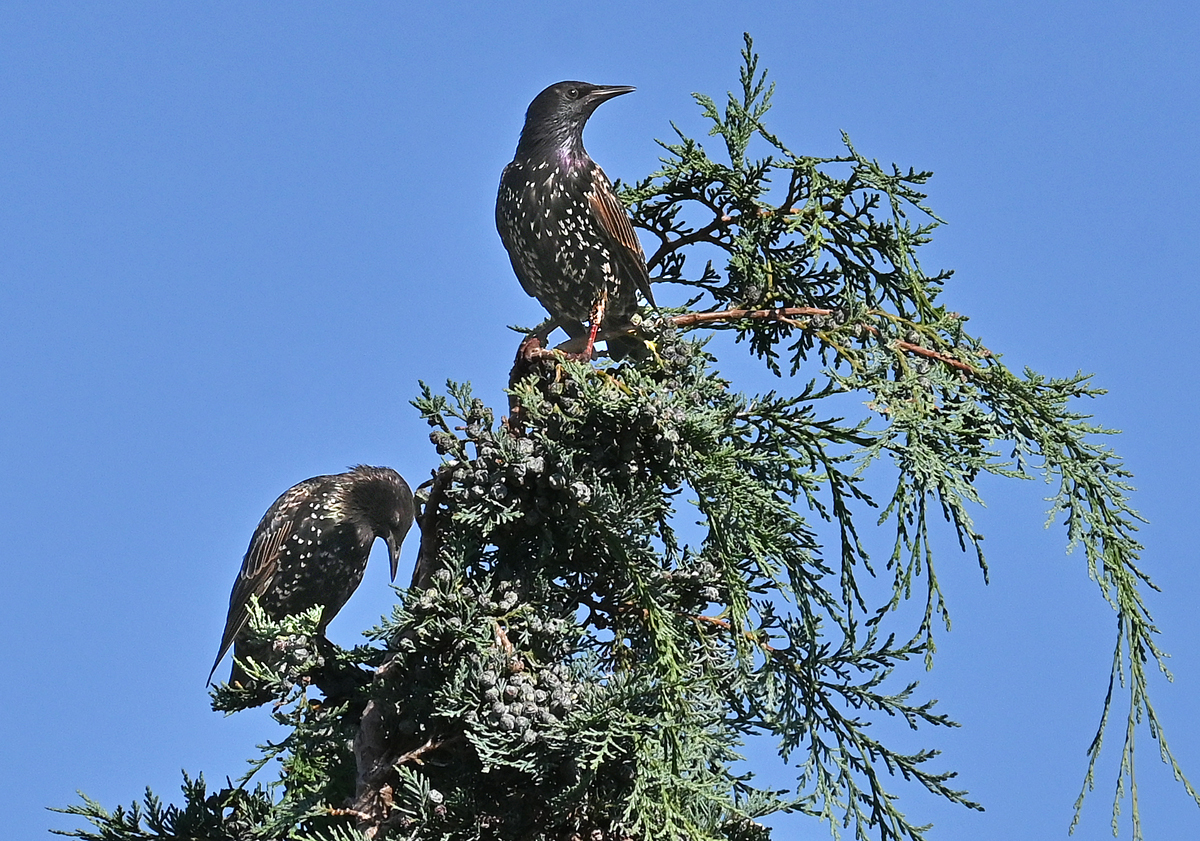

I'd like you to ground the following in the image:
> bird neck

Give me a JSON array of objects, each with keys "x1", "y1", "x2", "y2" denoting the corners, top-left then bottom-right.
[
  {"x1": 516, "y1": 127, "x2": 589, "y2": 166},
  {"x1": 344, "y1": 477, "x2": 394, "y2": 538}
]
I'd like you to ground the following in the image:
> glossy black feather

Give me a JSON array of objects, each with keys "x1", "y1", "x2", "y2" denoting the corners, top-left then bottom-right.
[{"x1": 209, "y1": 465, "x2": 414, "y2": 685}]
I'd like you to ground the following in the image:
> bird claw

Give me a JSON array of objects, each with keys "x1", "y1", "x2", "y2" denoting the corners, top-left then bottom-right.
[
  {"x1": 518, "y1": 333, "x2": 595, "y2": 363},
  {"x1": 517, "y1": 333, "x2": 553, "y2": 362}
]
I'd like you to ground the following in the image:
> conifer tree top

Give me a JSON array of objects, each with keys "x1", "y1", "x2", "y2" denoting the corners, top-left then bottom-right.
[{"x1": 54, "y1": 34, "x2": 1197, "y2": 841}]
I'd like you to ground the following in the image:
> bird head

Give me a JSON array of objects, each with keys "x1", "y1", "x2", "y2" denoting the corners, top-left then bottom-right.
[
  {"x1": 517, "y1": 81, "x2": 635, "y2": 156},
  {"x1": 346, "y1": 466, "x2": 415, "y2": 582}
]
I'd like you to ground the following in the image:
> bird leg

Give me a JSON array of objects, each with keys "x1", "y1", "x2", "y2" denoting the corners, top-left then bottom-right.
[
  {"x1": 583, "y1": 295, "x2": 607, "y2": 360},
  {"x1": 583, "y1": 322, "x2": 601, "y2": 360}
]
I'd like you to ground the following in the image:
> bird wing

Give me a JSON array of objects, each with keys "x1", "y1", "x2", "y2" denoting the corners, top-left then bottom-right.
[
  {"x1": 587, "y1": 168, "x2": 656, "y2": 308},
  {"x1": 496, "y1": 162, "x2": 544, "y2": 303},
  {"x1": 207, "y1": 480, "x2": 317, "y2": 683}
]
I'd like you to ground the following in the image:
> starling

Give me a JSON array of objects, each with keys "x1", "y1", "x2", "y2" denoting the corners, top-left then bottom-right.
[
  {"x1": 208, "y1": 465, "x2": 415, "y2": 686},
  {"x1": 496, "y1": 81, "x2": 655, "y2": 359}
]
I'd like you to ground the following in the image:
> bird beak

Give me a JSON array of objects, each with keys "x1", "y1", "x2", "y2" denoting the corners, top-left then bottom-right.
[
  {"x1": 385, "y1": 531, "x2": 403, "y2": 582},
  {"x1": 587, "y1": 85, "x2": 636, "y2": 104},
  {"x1": 386, "y1": 495, "x2": 416, "y2": 582}
]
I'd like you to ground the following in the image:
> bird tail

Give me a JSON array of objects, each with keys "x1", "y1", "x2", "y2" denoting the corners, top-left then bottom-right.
[{"x1": 228, "y1": 659, "x2": 250, "y2": 688}]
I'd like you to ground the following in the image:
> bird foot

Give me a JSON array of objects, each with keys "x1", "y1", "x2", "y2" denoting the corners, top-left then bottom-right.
[
  {"x1": 519, "y1": 332, "x2": 596, "y2": 363},
  {"x1": 581, "y1": 297, "x2": 606, "y2": 360},
  {"x1": 517, "y1": 333, "x2": 554, "y2": 362}
]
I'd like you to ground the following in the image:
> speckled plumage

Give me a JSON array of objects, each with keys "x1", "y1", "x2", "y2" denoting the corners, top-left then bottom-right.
[
  {"x1": 209, "y1": 465, "x2": 414, "y2": 685},
  {"x1": 496, "y1": 81, "x2": 654, "y2": 358}
]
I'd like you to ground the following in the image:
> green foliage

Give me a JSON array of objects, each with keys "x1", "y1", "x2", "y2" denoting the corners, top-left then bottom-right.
[
  {"x1": 57, "y1": 33, "x2": 1191, "y2": 841},
  {"x1": 52, "y1": 774, "x2": 274, "y2": 840}
]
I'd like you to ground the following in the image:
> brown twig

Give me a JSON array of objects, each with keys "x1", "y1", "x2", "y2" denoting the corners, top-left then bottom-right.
[
  {"x1": 671, "y1": 306, "x2": 833, "y2": 328},
  {"x1": 328, "y1": 807, "x2": 374, "y2": 821},
  {"x1": 672, "y1": 307, "x2": 981, "y2": 374},
  {"x1": 494, "y1": 621, "x2": 516, "y2": 660},
  {"x1": 646, "y1": 215, "x2": 731, "y2": 270},
  {"x1": 538, "y1": 308, "x2": 831, "y2": 356},
  {"x1": 512, "y1": 304, "x2": 981, "y2": 398},
  {"x1": 691, "y1": 614, "x2": 777, "y2": 652},
  {"x1": 892, "y1": 339, "x2": 976, "y2": 374},
  {"x1": 352, "y1": 724, "x2": 455, "y2": 834},
  {"x1": 352, "y1": 699, "x2": 393, "y2": 836},
  {"x1": 352, "y1": 467, "x2": 455, "y2": 836},
  {"x1": 410, "y1": 465, "x2": 452, "y2": 591},
  {"x1": 395, "y1": 736, "x2": 444, "y2": 767}
]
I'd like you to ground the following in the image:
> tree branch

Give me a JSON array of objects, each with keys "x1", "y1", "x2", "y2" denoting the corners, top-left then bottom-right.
[
  {"x1": 537, "y1": 307, "x2": 981, "y2": 377},
  {"x1": 646, "y1": 214, "x2": 731, "y2": 270}
]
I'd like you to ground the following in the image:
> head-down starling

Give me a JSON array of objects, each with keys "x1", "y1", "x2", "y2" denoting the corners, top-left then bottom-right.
[
  {"x1": 208, "y1": 465, "x2": 414, "y2": 686},
  {"x1": 496, "y1": 81, "x2": 655, "y2": 359}
]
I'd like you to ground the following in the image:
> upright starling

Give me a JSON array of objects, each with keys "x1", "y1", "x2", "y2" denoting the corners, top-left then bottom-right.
[
  {"x1": 496, "y1": 81, "x2": 655, "y2": 359},
  {"x1": 208, "y1": 465, "x2": 415, "y2": 686}
]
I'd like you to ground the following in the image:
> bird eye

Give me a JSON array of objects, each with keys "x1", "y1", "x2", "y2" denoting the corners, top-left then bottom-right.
[{"x1": 566, "y1": 87, "x2": 580, "y2": 100}]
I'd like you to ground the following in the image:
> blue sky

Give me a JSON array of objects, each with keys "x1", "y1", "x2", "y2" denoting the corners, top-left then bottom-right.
[{"x1": 3, "y1": 3, "x2": 1198, "y2": 839}]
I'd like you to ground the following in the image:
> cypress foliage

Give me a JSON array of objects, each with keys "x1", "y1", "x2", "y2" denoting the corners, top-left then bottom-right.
[{"x1": 55, "y1": 36, "x2": 1195, "y2": 841}]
